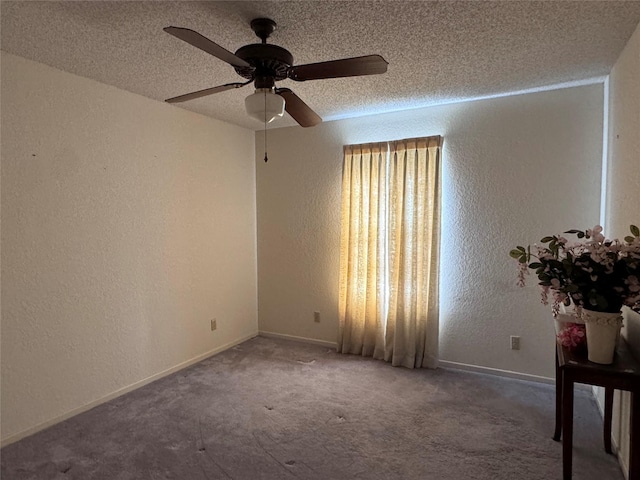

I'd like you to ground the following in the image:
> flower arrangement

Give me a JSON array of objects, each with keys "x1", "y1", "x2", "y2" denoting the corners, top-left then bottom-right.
[
  {"x1": 557, "y1": 323, "x2": 586, "y2": 352},
  {"x1": 510, "y1": 225, "x2": 640, "y2": 315}
]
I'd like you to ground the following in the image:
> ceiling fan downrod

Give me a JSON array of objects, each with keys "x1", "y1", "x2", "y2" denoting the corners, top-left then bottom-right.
[{"x1": 250, "y1": 18, "x2": 277, "y2": 44}]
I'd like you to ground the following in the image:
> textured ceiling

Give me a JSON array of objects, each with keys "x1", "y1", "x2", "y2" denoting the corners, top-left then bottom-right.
[{"x1": 2, "y1": 1, "x2": 640, "y2": 130}]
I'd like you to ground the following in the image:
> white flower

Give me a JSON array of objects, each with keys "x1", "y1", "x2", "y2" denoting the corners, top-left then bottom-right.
[{"x1": 587, "y1": 225, "x2": 605, "y2": 243}]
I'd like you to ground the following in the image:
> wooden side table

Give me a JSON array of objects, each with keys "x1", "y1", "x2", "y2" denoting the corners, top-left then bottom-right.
[{"x1": 553, "y1": 339, "x2": 640, "y2": 480}]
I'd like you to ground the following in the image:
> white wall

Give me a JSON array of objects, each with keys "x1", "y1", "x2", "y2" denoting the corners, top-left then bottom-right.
[
  {"x1": 257, "y1": 84, "x2": 604, "y2": 380},
  {"x1": 0, "y1": 53, "x2": 258, "y2": 444},
  {"x1": 604, "y1": 21, "x2": 640, "y2": 477}
]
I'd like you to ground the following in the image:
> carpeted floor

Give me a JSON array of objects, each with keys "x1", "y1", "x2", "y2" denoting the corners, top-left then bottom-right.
[{"x1": 1, "y1": 336, "x2": 624, "y2": 480}]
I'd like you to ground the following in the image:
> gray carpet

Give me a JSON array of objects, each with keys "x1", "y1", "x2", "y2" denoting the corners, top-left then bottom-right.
[{"x1": 1, "y1": 336, "x2": 623, "y2": 480}]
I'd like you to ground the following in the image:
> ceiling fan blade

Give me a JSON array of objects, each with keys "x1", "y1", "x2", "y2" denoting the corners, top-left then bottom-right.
[
  {"x1": 164, "y1": 26, "x2": 252, "y2": 69},
  {"x1": 276, "y1": 88, "x2": 322, "y2": 127},
  {"x1": 288, "y1": 55, "x2": 388, "y2": 82},
  {"x1": 165, "y1": 82, "x2": 249, "y2": 103}
]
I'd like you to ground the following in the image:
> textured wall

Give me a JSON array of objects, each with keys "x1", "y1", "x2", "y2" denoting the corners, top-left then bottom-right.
[
  {"x1": 0, "y1": 53, "x2": 258, "y2": 443},
  {"x1": 256, "y1": 84, "x2": 603, "y2": 379},
  {"x1": 605, "y1": 21, "x2": 640, "y2": 476}
]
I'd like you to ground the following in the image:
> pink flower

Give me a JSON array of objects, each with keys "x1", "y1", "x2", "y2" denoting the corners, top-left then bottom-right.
[
  {"x1": 512, "y1": 224, "x2": 640, "y2": 314},
  {"x1": 557, "y1": 324, "x2": 586, "y2": 351},
  {"x1": 587, "y1": 225, "x2": 605, "y2": 243},
  {"x1": 516, "y1": 261, "x2": 529, "y2": 287},
  {"x1": 540, "y1": 285, "x2": 550, "y2": 306}
]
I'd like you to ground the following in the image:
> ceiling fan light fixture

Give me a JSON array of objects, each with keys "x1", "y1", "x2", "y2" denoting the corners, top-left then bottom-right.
[{"x1": 245, "y1": 88, "x2": 285, "y2": 124}]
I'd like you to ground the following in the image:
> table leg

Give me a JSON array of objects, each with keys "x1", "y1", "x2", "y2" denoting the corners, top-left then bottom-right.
[
  {"x1": 630, "y1": 392, "x2": 639, "y2": 480},
  {"x1": 562, "y1": 376, "x2": 574, "y2": 480},
  {"x1": 554, "y1": 348, "x2": 562, "y2": 442},
  {"x1": 604, "y1": 387, "x2": 614, "y2": 454}
]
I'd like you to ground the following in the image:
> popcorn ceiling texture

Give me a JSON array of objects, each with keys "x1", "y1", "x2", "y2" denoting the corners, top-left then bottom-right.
[
  {"x1": 256, "y1": 83, "x2": 604, "y2": 380},
  {"x1": 1, "y1": 1, "x2": 638, "y2": 130},
  {"x1": 0, "y1": 53, "x2": 258, "y2": 443}
]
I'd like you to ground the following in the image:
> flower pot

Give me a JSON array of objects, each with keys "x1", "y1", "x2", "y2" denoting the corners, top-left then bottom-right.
[{"x1": 581, "y1": 309, "x2": 623, "y2": 364}]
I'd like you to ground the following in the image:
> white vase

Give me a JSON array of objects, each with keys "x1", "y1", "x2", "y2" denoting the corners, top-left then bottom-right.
[{"x1": 581, "y1": 309, "x2": 623, "y2": 364}]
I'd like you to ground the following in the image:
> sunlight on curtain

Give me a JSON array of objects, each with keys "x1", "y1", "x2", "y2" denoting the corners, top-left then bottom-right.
[{"x1": 338, "y1": 136, "x2": 442, "y2": 368}]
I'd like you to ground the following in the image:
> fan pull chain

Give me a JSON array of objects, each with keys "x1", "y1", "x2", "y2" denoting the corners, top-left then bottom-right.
[{"x1": 263, "y1": 89, "x2": 268, "y2": 162}]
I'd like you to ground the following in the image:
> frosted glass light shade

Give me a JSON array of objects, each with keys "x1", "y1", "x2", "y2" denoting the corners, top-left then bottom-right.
[{"x1": 245, "y1": 89, "x2": 285, "y2": 124}]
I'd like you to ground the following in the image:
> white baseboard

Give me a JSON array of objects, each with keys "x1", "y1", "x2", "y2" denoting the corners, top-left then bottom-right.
[
  {"x1": 438, "y1": 360, "x2": 555, "y2": 385},
  {"x1": 618, "y1": 441, "x2": 629, "y2": 480},
  {"x1": 258, "y1": 333, "x2": 555, "y2": 386},
  {"x1": 592, "y1": 386, "x2": 629, "y2": 480},
  {"x1": 259, "y1": 330, "x2": 337, "y2": 349},
  {"x1": 1, "y1": 331, "x2": 259, "y2": 448},
  {"x1": 259, "y1": 333, "x2": 556, "y2": 385}
]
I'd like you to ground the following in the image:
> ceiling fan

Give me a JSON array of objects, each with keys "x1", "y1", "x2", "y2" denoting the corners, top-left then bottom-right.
[{"x1": 163, "y1": 18, "x2": 388, "y2": 127}]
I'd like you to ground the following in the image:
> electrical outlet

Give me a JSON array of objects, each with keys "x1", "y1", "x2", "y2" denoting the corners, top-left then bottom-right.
[
  {"x1": 510, "y1": 335, "x2": 520, "y2": 350},
  {"x1": 211, "y1": 319, "x2": 217, "y2": 331},
  {"x1": 313, "y1": 311, "x2": 321, "y2": 323}
]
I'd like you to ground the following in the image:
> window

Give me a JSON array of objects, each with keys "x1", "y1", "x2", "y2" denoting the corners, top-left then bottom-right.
[{"x1": 338, "y1": 136, "x2": 442, "y2": 368}]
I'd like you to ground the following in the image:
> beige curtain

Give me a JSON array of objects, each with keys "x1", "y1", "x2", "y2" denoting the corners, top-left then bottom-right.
[{"x1": 338, "y1": 136, "x2": 442, "y2": 368}]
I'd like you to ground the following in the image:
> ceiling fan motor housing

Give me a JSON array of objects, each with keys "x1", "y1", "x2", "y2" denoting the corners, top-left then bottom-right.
[{"x1": 234, "y1": 44, "x2": 293, "y2": 82}]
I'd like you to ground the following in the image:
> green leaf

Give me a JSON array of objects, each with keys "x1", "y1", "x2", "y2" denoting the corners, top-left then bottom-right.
[
  {"x1": 517, "y1": 246, "x2": 526, "y2": 253},
  {"x1": 631, "y1": 225, "x2": 639, "y2": 236},
  {"x1": 509, "y1": 250, "x2": 522, "y2": 258},
  {"x1": 540, "y1": 236, "x2": 554, "y2": 243},
  {"x1": 528, "y1": 262, "x2": 543, "y2": 269},
  {"x1": 577, "y1": 232, "x2": 585, "y2": 238},
  {"x1": 625, "y1": 236, "x2": 635, "y2": 243}
]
